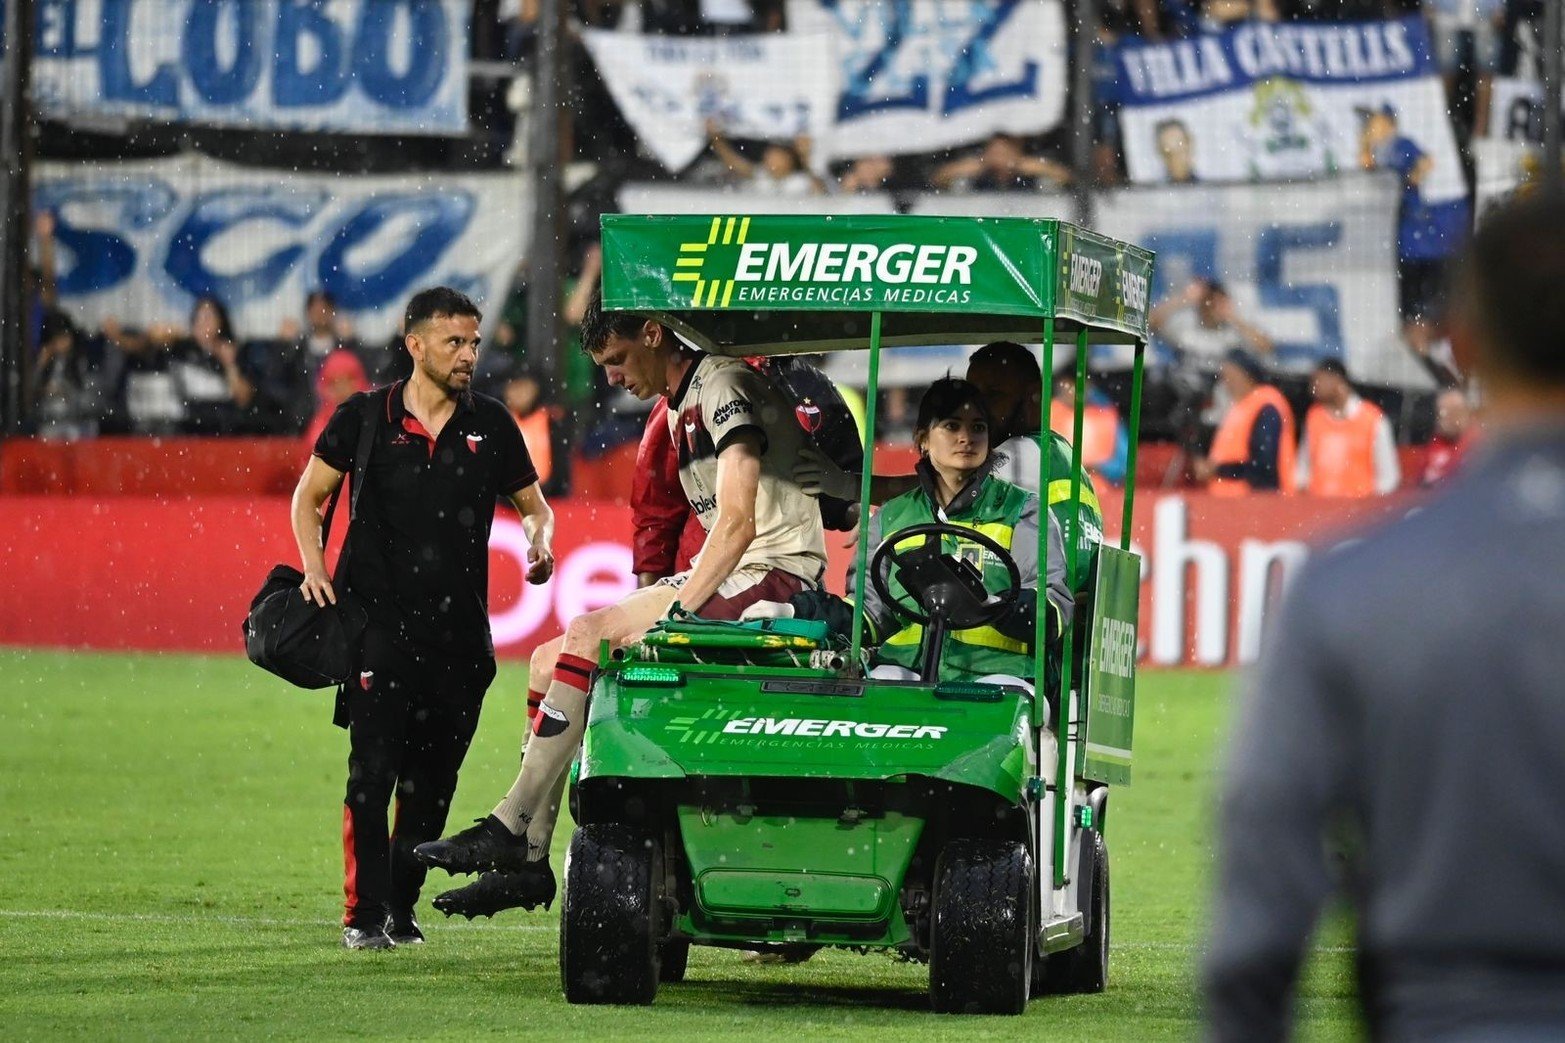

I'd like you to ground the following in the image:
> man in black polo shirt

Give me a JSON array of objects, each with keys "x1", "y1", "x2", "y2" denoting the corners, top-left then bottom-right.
[{"x1": 291, "y1": 286, "x2": 555, "y2": 950}]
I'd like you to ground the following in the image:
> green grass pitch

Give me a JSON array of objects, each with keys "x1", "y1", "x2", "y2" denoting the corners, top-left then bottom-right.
[{"x1": 0, "y1": 650, "x2": 1360, "y2": 1039}]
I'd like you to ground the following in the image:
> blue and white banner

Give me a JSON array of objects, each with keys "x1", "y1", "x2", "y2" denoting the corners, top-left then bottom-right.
[
  {"x1": 787, "y1": 0, "x2": 1067, "y2": 160},
  {"x1": 1114, "y1": 18, "x2": 1465, "y2": 214},
  {"x1": 35, "y1": 155, "x2": 528, "y2": 342},
  {"x1": 581, "y1": 28, "x2": 838, "y2": 173},
  {"x1": 1096, "y1": 176, "x2": 1436, "y2": 389},
  {"x1": 32, "y1": 0, "x2": 468, "y2": 134}
]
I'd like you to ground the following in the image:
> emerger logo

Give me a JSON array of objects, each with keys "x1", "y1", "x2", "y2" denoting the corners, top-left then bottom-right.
[
  {"x1": 722, "y1": 717, "x2": 948, "y2": 740},
  {"x1": 671, "y1": 215, "x2": 977, "y2": 309}
]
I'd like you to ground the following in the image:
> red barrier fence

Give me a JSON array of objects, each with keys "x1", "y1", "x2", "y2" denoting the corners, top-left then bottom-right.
[{"x1": 0, "y1": 490, "x2": 1410, "y2": 667}]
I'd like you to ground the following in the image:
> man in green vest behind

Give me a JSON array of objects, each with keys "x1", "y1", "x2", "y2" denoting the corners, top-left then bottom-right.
[{"x1": 797, "y1": 341, "x2": 1104, "y2": 594}]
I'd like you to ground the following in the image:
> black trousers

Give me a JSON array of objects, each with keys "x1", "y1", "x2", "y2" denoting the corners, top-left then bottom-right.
[{"x1": 341, "y1": 624, "x2": 496, "y2": 928}]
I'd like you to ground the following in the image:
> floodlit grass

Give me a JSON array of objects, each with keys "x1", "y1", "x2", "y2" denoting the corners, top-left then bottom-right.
[{"x1": 0, "y1": 650, "x2": 1359, "y2": 1039}]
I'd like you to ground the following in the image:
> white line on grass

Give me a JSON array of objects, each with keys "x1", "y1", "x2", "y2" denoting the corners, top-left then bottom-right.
[
  {"x1": 0, "y1": 909, "x2": 1355, "y2": 954},
  {"x1": 0, "y1": 908, "x2": 554, "y2": 932}
]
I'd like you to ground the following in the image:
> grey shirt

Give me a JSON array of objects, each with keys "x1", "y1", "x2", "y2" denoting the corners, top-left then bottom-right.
[{"x1": 1205, "y1": 429, "x2": 1565, "y2": 1042}]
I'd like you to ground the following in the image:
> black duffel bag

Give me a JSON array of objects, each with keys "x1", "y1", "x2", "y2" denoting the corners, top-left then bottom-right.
[{"x1": 243, "y1": 391, "x2": 378, "y2": 689}]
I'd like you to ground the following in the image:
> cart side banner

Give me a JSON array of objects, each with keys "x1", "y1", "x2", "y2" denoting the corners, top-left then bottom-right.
[
  {"x1": 1113, "y1": 17, "x2": 1468, "y2": 236},
  {"x1": 1084, "y1": 545, "x2": 1139, "y2": 786},
  {"x1": 601, "y1": 214, "x2": 1055, "y2": 317},
  {"x1": 1053, "y1": 225, "x2": 1153, "y2": 342},
  {"x1": 786, "y1": 0, "x2": 1068, "y2": 161},
  {"x1": 31, "y1": 0, "x2": 468, "y2": 134},
  {"x1": 33, "y1": 155, "x2": 529, "y2": 344}
]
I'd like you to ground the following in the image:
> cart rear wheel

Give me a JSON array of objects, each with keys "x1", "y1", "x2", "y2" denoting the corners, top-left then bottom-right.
[
  {"x1": 929, "y1": 839, "x2": 1033, "y2": 1015},
  {"x1": 560, "y1": 824, "x2": 660, "y2": 1005},
  {"x1": 1046, "y1": 830, "x2": 1110, "y2": 994}
]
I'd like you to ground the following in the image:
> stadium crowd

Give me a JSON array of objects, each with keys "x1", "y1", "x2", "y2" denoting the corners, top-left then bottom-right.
[{"x1": 21, "y1": 0, "x2": 1539, "y2": 497}]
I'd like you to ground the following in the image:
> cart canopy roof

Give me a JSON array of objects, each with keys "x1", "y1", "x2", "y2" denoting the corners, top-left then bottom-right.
[{"x1": 598, "y1": 213, "x2": 1154, "y2": 357}]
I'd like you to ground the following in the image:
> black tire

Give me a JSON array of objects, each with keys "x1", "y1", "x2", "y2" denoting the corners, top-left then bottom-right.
[
  {"x1": 659, "y1": 939, "x2": 690, "y2": 983},
  {"x1": 929, "y1": 839, "x2": 1033, "y2": 1015},
  {"x1": 1053, "y1": 831, "x2": 1110, "y2": 994},
  {"x1": 559, "y1": 824, "x2": 660, "y2": 1005}
]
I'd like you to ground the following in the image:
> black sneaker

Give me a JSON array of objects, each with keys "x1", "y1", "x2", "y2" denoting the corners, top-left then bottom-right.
[
  {"x1": 385, "y1": 910, "x2": 424, "y2": 945},
  {"x1": 431, "y1": 863, "x2": 556, "y2": 919},
  {"x1": 342, "y1": 924, "x2": 396, "y2": 950},
  {"x1": 414, "y1": 816, "x2": 529, "y2": 875}
]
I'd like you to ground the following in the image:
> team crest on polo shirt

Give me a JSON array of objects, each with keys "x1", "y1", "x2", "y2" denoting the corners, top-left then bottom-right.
[
  {"x1": 359, "y1": 671, "x2": 374, "y2": 691},
  {"x1": 465, "y1": 433, "x2": 485, "y2": 454},
  {"x1": 795, "y1": 399, "x2": 823, "y2": 434}
]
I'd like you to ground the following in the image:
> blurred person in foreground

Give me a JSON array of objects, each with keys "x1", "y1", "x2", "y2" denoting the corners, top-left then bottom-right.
[{"x1": 1204, "y1": 195, "x2": 1565, "y2": 1041}]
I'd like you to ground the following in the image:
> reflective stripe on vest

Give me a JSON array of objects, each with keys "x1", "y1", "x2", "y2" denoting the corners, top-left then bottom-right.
[
  {"x1": 1209, "y1": 385, "x2": 1296, "y2": 497},
  {"x1": 1304, "y1": 400, "x2": 1382, "y2": 497}
]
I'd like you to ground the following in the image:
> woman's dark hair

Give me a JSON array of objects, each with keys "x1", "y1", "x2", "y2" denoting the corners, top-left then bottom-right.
[
  {"x1": 190, "y1": 294, "x2": 235, "y2": 343},
  {"x1": 915, "y1": 376, "x2": 991, "y2": 436}
]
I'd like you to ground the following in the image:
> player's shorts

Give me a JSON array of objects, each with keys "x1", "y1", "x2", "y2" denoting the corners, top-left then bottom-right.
[
  {"x1": 1399, "y1": 258, "x2": 1448, "y2": 323},
  {"x1": 656, "y1": 563, "x2": 814, "y2": 620}
]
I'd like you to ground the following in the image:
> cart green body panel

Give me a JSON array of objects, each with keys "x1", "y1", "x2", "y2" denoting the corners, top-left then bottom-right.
[{"x1": 1083, "y1": 545, "x2": 1142, "y2": 786}]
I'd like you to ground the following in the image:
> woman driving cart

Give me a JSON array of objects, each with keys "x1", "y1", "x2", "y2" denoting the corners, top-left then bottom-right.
[{"x1": 758, "y1": 376, "x2": 1073, "y2": 686}]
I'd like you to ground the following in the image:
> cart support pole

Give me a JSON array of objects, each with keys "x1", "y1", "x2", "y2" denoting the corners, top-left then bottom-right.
[
  {"x1": 848, "y1": 312, "x2": 883, "y2": 670},
  {"x1": 1033, "y1": 318, "x2": 1056, "y2": 731},
  {"x1": 1121, "y1": 342, "x2": 1146, "y2": 550},
  {"x1": 1050, "y1": 328, "x2": 1090, "y2": 888}
]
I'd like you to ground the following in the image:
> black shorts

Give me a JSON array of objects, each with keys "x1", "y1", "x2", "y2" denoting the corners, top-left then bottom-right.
[{"x1": 1398, "y1": 258, "x2": 1448, "y2": 323}]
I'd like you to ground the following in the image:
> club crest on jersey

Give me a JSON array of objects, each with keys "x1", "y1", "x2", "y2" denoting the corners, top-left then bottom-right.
[
  {"x1": 533, "y1": 702, "x2": 569, "y2": 738},
  {"x1": 795, "y1": 399, "x2": 823, "y2": 434},
  {"x1": 465, "y1": 433, "x2": 485, "y2": 454},
  {"x1": 359, "y1": 671, "x2": 374, "y2": 691}
]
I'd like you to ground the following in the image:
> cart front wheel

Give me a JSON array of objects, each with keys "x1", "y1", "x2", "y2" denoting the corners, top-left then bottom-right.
[
  {"x1": 560, "y1": 824, "x2": 660, "y2": 1005},
  {"x1": 929, "y1": 839, "x2": 1033, "y2": 1015}
]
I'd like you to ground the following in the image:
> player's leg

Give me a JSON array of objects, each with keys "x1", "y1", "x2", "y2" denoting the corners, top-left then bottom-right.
[
  {"x1": 340, "y1": 627, "x2": 416, "y2": 949},
  {"x1": 384, "y1": 652, "x2": 492, "y2": 942},
  {"x1": 416, "y1": 584, "x2": 676, "y2": 879}
]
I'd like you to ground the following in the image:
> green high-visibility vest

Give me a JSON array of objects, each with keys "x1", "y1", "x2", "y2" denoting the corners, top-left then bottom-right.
[{"x1": 859, "y1": 477, "x2": 1052, "y2": 682}]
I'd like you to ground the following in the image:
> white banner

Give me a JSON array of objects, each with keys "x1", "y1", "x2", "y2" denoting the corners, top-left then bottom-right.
[
  {"x1": 1115, "y1": 18, "x2": 1466, "y2": 213},
  {"x1": 35, "y1": 155, "x2": 530, "y2": 343},
  {"x1": 618, "y1": 182, "x2": 897, "y2": 215},
  {"x1": 786, "y1": 0, "x2": 1067, "y2": 160},
  {"x1": 581, "y1": 29, "x2": 838, "y2": 172},
  {"x1": 1095, "y1": 176, "x2": 1432, "y2": 388},
  {"x1": 32, "y1": 0, "x2": 468, "y2": 134}
]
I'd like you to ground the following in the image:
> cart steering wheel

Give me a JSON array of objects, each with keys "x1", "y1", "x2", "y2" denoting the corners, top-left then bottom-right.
[{"x1": 869, "y1": 522, "x2": 1022, "y2": 632}]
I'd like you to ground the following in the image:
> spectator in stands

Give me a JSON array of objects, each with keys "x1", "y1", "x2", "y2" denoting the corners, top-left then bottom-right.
[
  {"x1": 301, "y1": 348, "x2": 369, "y2": 453},
  {"x1": 706, "y1": 122, "x2": 826, "y2": 196},
  {"x1": 1296, "y1": 358, "x2": 1400, "y2": 497},
  {"x1": 1155, "y1": 119, "x2": 1200, "y2": 183},
  {"x1": 104, "y1": 318, "x2": 182, "y2": 436},
  {"x1": 1359, "y1": 103, "x2": 1464, "y2": 388},
  {"x1": 1422, "y1": 385, "x2": 1477, "y2": 485},
  {"x1": 28, "y1": 211, "x2": 59, "y2": 355},
  {"x1": 932, "y1": 133, "x2": 1073, "y2": 192},
  {"x1": 1051, "y1": 374, "x2": 1130, "y2": 486},
  {"x1": 171, "y1": 295, "x2": 258, "y2": 435},
  {"x1": 501, "y1": 365, "x2": 556, "y2": 488},
  {"x1": 261, "y1": 290, "x2": 365, "y2": 434},
  {"x1": 29, "y1": 312, "x2": 99, "y2": 442},
  {"x1": 1427, "y1": 0, "x2": 1504, "y2": 135},
  {"x1": 835, "y1": 154, "x2": 896, "y2": 195},
  {"x1": 1192, "y1": 348, "x2": 1297, "y2": 495},
  {"x1": 1150, "y1": 277, "x2": 1275, "y2": 371}
]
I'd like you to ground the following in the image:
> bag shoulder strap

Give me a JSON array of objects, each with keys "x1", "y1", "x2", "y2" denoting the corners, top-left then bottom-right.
[{"x1": 322, "y1": 388, "x2": 382, "y2": 581}]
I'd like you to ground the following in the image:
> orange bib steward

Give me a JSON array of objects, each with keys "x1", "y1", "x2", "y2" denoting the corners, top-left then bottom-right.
[
  {"x1": 1050, "y1": 400, "x2": 1120, "y2": 472},
  {"x1": 1303, "y1": 400, "x2": 1385, "y2": 497},
  {"x1": 1210, "y1": 385, "x2": 1296, "y2": 496}
]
